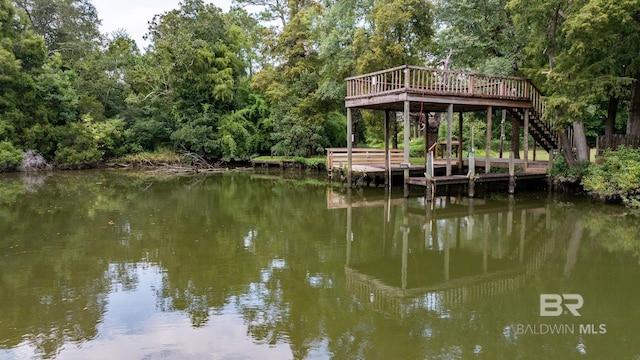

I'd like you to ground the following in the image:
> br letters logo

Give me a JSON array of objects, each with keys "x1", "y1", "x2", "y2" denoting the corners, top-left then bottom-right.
[{"x1": 540, "y1": 294, "x2": 583, "y2": 316}]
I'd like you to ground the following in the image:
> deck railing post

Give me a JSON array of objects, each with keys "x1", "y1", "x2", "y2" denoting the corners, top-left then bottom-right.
[
  {"x1": 404, "y1": 66, "x2": 410, "y2": 90},
  {"x1": 469, "y1": 75, "x2": 475, "y2": 95}
]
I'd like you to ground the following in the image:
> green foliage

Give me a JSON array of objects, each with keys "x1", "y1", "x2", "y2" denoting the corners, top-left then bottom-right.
[
  {"x1": 354, "y1": 0, "x2": 435, "y2": 71},
  {"x1": 435, "y1": 0, "x2": 523, "y2": 74},
  {"x1": 53, "y1": 117, "x2": 103, "y2": 166},
  {"x1": 13, "y1": 0, "x2": 101, "y2": 63},
  {"x1": 549, "y1": 151, "x2": 590, "y2": 180},
  {"x1": 0, "y1": 140, "x2": 23, "y2": 172},
  {"x1": 409, "y1": 137, "x2": 425, "y2": 158},
  {"x1": 583, "y1": 146, "x2": 640, "y2": 208}
]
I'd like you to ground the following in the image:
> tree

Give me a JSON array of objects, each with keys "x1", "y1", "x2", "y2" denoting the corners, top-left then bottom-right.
[
  {"x1": 510, "y1": 0, "x2": 640, "y2": 166},
  {"x1": 126, "y1": 0, "x2": 259, "y2": 159},
  {"x1": 75, "y1": 31, "x2": 139, "y2": 121},
  {"x1": 1, "y1": 0, "x2": 45, "y2": 144},
  {"x1": 233, "y1": 0, "x2": 289, "y2": 28},
  {"x1": 13, "y1": 0, "x2": 101, "y2": 61},
  {"x1": 353, "y1": 0, "x2": 435, "y2": 72},
  {"x1": 435, "y1": 0, "x2": 524, "y2": 75}
]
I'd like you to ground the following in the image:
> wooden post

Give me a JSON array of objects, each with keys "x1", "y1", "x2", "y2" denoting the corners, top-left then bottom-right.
[
  {"x1": 468, "y1": 150, "x2": 475, "y2": 198},
  {"x1": 347, "y1": 107, "x2": 353, "y2": 187},
  {"x1": 446, "y1": 103, "x2": 453, "y2": 176},
  {"x1": 426, "y1": 152, "x2": 434, "y2": 202},
  {"x1": 499, "y1": 109, "x2": 506, "y2": 158},
  {"x1": 423, "y1": 111, "x2": 429, "y2": 161},
  {"x1": 524, "y1": 109, "x2": 529, "y2": 170},
  {"x1": 485, "y1": 106, "x2": 492, "y2": 174},
  {"x1": 458, "y1": 112, "x2": 463, "y2": 172},
  {"x1": 508, "y1": 151, "x2": 516, "y2": 194},
  {"x1": 384, "y1": 110, "x2": 390, "y2": 189},
  {"x1": 403, "y1": 100, "x2": 410, "y2": 197}
]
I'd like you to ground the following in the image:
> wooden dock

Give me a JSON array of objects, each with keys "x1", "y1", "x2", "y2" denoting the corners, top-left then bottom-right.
[{"x1": 343, "y1": 65, "x2": 556, "y2": 197}]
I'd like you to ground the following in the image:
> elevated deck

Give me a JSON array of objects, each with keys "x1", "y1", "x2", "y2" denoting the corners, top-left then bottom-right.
[
  {"x1": 343, "y1": 65, "x2": 555, "y2": 197},
  {"x1": 346, "y1": 65, "x2": 538, "y2": 112}
]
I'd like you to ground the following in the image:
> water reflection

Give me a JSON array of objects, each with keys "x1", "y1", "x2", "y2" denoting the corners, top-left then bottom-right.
[
  {"x1": 343, "y1": 189, "x2": 553, "y2": 319},
  {"x1": 0, "y1": 171, "x2": 639, "y2": 359}
]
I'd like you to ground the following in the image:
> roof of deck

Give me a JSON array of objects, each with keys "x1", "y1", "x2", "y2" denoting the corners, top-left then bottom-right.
[{"x1": 345, "y1": 65, "x2": 536, "y2": 112}]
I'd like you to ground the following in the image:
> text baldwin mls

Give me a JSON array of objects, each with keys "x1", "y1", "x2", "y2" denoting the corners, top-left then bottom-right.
[{"x1": 515, "y1": 294, "x2": 607, "y2": 335}]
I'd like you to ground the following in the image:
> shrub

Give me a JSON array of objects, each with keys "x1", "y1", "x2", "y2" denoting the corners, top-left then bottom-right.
[
  {"x1": 0, "y1": 141, "x2": 23, "y2": 172},
  {"x1": 549, "y1": 151, "x2": 589, "y2": 181},
  {"x1": 582, "y1": 146, "x2": 640, "y2": 208}
]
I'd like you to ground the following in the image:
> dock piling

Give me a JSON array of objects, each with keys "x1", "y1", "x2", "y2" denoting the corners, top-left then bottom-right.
[{"x1": 508, "y1": 151, "x2": 516, "y2": 194}]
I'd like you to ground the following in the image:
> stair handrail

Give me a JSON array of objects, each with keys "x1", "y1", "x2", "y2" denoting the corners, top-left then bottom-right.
[{"x1": 527, "y1": 80, "x2": 557, "y2": 144}]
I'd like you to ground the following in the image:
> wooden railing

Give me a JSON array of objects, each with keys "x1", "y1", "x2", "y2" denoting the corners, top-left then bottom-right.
[
  {"x1": 346, "y1": 65, "x2": 531, "y2": 100},
  {"x1": 326, "y1": 148, "x2": 404, "y2": 169},
  {"x1": 345, "y1": 65, "x2": 559, "y2": 152}
]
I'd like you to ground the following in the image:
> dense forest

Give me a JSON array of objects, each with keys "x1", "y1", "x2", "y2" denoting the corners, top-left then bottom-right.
[{"x1": 1, "y1": 0, "x2": 639, "y2": 171}]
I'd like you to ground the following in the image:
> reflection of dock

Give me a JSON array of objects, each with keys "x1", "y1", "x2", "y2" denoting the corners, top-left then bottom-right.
[
  {"x1": 343, "y1": 192, "x2": 555, "y2": 318},
  {"x1": 327, "y1": 188, "x2": 405, "y2": 209},
  {"x1": 346, "y1": 235, "x2": 553, "y2": 318}
]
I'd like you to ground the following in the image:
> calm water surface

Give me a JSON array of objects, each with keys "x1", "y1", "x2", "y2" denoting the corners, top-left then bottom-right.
[{"x1": 1, "y1": 170, "x2": 639, "y2": 359}]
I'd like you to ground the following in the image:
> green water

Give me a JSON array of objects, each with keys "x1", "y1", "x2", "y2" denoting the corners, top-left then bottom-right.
[{"x1": 1, "y1": 170, "x2": 639, "y2": 359}]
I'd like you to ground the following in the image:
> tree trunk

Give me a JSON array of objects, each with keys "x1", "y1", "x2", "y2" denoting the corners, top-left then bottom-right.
[
  {"x1": 511, "y1": 117, "x2": 520, "y2": 159},
  {"x1": 606, "y1": 96, "x2": 619, "y2": 136},
  {"x1": 572, "y1": 122, "x2": 589, "y2": 162},
  {"x1": 627, "y1": 79, "x2": 640, "y2": 136},
  {"x1": 427, "y1": 112, "x2": 441, "y2": 151},
  {"x1": 558, "y1": 131, "x2": 577, "y2": 168}
]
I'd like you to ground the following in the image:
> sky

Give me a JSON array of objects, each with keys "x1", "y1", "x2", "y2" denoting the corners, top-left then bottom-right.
[{"x1": 92, "y1": 0, "x2": 234, "y2": 49}]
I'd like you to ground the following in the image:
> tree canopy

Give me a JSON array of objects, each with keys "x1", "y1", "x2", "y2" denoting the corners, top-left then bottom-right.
[{"x1": 1, "y1": 0, "x2": 639, "y2": 169}]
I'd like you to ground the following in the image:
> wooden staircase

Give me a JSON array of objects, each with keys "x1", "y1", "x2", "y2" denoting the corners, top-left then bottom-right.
[{"x1": 508, "y1": 84, "x2": 559, "y2": 153}]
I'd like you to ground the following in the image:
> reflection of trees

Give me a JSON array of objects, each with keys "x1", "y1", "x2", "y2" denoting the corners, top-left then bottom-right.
[
  {"x1": 2, "y1": 171, "x2": 640, "y2": 359},
  {"x1": 0, "y1": 172, "x2": 140, "y2": 358},
  {"x1": 582, "y1": 204, "x2": 640, "y2": 263}
]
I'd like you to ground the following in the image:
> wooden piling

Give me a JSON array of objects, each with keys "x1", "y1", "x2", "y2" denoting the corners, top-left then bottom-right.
[
  {"x1": 468, "y1": 150, "x2": 476, "y2": 198},
  {"x1": 425, "y1": 152, "x2": 434, "y2": 202},
  {"x1": 508, "y1": 151, "x2": 516, "y2": 194}
]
